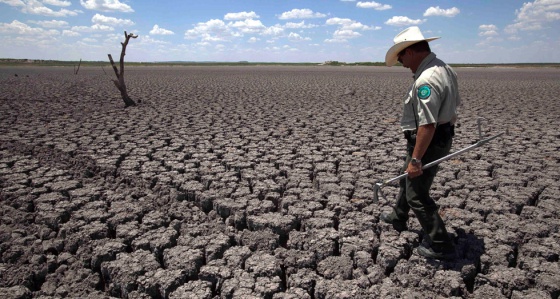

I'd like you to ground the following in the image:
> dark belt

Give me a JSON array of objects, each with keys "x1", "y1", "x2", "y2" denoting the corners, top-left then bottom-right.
[{"x1": 404, "y1": 122, "x2": 455, "y2": 144}]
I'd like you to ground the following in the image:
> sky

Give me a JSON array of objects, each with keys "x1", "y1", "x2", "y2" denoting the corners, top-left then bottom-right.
[{"x1": 1, "y1": 0, "x2": 560, "y2": 64}]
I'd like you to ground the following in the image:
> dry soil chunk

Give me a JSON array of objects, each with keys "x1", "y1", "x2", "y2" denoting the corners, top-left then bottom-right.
[
  {"x1": 287, "y1": 228, "x2": 339, "y2": 261},
  {"x1": 137, "y1": 268, "x2": 187, "y2": 299},
  {"x1": 169, "y1": 280, "x2": 213, "y2": 299},
  {"x1": 101, "y1": 249, "x2": 160, "y2": 297},
  {"x1": 162, "y1": 246, "x2": 204, "y2": 280},
  {"x1": 247, "y1": 213, "x2": 297, "y2": 236},
  {"x1": 245, "y1": 252, "x2": 282, "y2": 277},
  {"x1": 317, "y1": 255, "x2": 353, "y2": 280}
]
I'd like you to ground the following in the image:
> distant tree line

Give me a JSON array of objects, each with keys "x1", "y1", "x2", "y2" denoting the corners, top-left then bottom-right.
[{"x1": 1, "y1": 58, "x2": 557, "y2": 68}]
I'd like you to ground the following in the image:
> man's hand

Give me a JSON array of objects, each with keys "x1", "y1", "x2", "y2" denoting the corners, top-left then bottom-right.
[
  {"x1": 407, "y1": 123, "x2": 435, "y2": 178},
  {"x1": 406, "y1": 161, "x2": 423, "y2": 178}
]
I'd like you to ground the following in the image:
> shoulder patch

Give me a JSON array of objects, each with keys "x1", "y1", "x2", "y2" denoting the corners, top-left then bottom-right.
[{"x1": 417, "y1": 85, "x2": 431, "y2": 99}]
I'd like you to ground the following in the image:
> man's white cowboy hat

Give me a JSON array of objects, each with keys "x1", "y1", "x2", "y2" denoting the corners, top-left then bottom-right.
[{"x1": 385, "y1": 26, "x2": 440, "y2": 67}]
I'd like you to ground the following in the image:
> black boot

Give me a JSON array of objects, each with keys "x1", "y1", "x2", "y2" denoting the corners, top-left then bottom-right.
[{"x1": 380, "y1": 211, "x2": 408, "y2": 232}]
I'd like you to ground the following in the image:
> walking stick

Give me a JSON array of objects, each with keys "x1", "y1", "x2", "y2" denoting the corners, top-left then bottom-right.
[{"x1": 373, "y1": 119, "x2": 505, "y2": 202}]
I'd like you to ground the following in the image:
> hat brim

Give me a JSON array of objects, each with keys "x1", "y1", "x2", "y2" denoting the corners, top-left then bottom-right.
[{"x1": 385, "y1": 37, "x2": 440, "y2": 67}]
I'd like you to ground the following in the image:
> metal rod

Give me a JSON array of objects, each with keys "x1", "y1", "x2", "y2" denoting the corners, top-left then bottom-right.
[
  {"x1": 373, "y1": 131, "x2": 504, "y2": 201},
  {"x1": 477, "y1": 118, "x2": 483, "y2": 140}
]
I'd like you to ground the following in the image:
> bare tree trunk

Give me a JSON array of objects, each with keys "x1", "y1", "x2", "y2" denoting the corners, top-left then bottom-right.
[
  {"x1": 108, "y1": 31, "x2": 138, "y2": 107},
  {"x1": 74, "y1": 59, "x2": 82, "y2": 75}
]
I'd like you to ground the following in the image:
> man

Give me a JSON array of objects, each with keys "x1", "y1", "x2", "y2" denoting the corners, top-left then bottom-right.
[{"x1": 380, "y1": 26, "x2": 460, "y2": 260}]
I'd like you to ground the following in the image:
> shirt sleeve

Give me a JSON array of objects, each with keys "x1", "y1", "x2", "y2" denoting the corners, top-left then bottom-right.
[{"x1": 414, "y1": 77, "x2": 442, "y2": 126}]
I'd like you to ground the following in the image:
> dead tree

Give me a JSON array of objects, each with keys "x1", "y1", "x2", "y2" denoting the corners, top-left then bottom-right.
[
  {"x1": 108, "y1": 31, "x2": 138, "y2": 107},
  {"x1": 74, "y1": 58, "x2": 82, "y2": 75}
]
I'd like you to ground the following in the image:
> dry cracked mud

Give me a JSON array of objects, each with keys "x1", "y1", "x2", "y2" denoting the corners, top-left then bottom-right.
[{"x1": 0, "y1": 65, "x2": 559, "y2": 299}]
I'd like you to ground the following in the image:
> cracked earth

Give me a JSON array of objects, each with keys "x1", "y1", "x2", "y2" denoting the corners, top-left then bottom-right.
[{"x1": 0, "y1": 65, "x2": 559, "y2": 298}]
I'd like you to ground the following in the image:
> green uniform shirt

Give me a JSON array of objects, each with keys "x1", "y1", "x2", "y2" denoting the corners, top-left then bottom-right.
[{"x1": 401, "y1": 53, "x2": 460, "y2": 131}]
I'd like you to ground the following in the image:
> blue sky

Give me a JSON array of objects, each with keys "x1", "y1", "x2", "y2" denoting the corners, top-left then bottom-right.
[{"x1": 1, "y1": 0, "x2": 559, "y2": 63}]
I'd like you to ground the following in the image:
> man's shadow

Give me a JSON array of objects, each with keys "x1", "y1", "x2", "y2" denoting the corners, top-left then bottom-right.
[{"x1": 424, "y1": 228, "x2": 485, "y2": 293}]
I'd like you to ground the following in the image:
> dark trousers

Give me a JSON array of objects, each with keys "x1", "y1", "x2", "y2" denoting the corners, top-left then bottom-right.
[{"x1": 389, "y1": 135, "x2": 454, "y2": 249}]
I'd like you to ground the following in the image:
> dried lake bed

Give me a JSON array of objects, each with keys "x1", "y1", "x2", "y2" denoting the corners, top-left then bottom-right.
[{"x1": 0, "y1": 65, "x2": 559, "y2": 298}]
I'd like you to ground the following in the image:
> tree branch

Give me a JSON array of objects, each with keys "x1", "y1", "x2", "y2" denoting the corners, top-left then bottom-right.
[
  {"x1": 107, "y1": 31, "x2": 138, "y2": 107},
  {"x1": 119, "y1": 31, "x2": 138, "y2": 80},
  {"x1": 108, "y1": 54, "x2": 120, "y2": 79}
]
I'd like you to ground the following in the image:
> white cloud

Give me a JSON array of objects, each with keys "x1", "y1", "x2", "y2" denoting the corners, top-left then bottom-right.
[
  {"x1": 43, "y1": 0, "x2": 71, "y2": 7},
  {"x1": 2, "y1": 0, "x2": 81, "y2": 17},
  {"x1": 92, "y1": 13, "x2": 134, "y2": 26},
  {"x1": 248, "y1": 36, "x2": 259, "y2": 43},
  {"x1": 477, "y1": 24, "x2": 501, "y2": 45},
  {"x1": 356, "y1": 1, "x2": 391, "y2": 10},
  {"x1": 505, "y1": 22, "x2": 540, "y2": 33},
  {"x1": 479, "y1": 31, "x2": 498, "y2": 37},
  {"x1": 515, "y1": 0, "x2": 560, "y2": 22},
  {"x1": 325, "y1": 17, "x2": 373, "y2": 43},
  {"x1": 184, "y1": 17, "x2": 289, "y2": 42},
  {"x1": 288, "y1": 32, "x2": 311, "y2": 41},
  {"x1": 0, "y1": 0, "x2": 25, "y2": 6},
  {"x1": 80, "y1": 0, "x2": 133, "y2": 12},
  {"x1": 90, "y1": 23, "x2": 114, "y2": 31},
  {"x1": 325, "y1": 38, "x2": 347, "y2": 43},
  {"x1": 24, "y1": 6, "x2": 78, "y2": 17},
  {"x1": 385, "y1": 16, "x2": 426, "y2": 26},
  {"x1": 31, "y1": 19, "x2": 68, "y2": 28},
  {"x1": 262, "y1": 24, "x2": 284, "y2": 36},
  {"x1": 423, "y1": 6, "x2": 460, "y2": 17},
  {"x1": 139, "y1": 35, "x2": 170, "y2": 45},
  {"x1": 185, "y1": 19, "x2": 238, "y2": 42},
  {"x1": 264, "y1": 44, "x2": 298, "y2": 52},
  {"x1": 284, "y1": 21, "x2": 318, "y2": 29},
  {"x1": 224, "y1": 11, "x2": 259, "y2": 20},
  {"x1": 150, "y1": 24, "x2": 174, "y2": 35},
  {"x1": 81, "y1": 37, "x2": 97, "y2": 43},
  {"x1": 479, "y1": 24, "x2": 498, "y2": 37},
  {"x1": 326, "y1": 17, "x2": 372, "y2": 30},
  {"x1": 71, "y1": 23, "x2": 113, "y2": 32},
  {"x1": 279, "y1": 8, "x2": 326, "y2": 20},
  {"x1": 229, "y1": 19, "x2": 266, "y2": 33},
  {"x1": 0, "y1": 20, "x2": 59, "y2": 35},
  {"x1": 62, "y1": 29, "x2": 80, "y2": 36},
  {"x1": 333, "y1": 29, "x2": 362, "y2": 39},
  {"x1": 479, "y1": 24, "x2": 498, "y2": 31},
  {"x1": 505, "y1": 0, "x2": 560, "y2": 34},
  {"x1": 326, "y1": 17, "x2": 351, "y2": 26}
]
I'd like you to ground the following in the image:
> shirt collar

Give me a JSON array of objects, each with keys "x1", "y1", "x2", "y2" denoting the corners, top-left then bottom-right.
[{"x1": 413, "y1": 52, "x2": 437, "y2": 80}]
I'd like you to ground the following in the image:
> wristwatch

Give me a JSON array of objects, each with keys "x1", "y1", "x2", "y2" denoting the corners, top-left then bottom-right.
[{"x1": 410, "y1": 158, "x2": 422, "y2": 166}]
